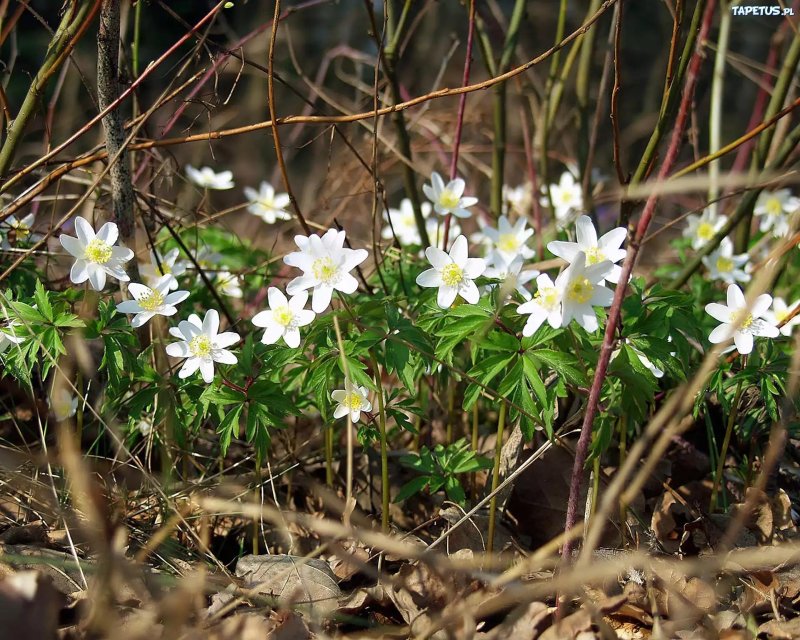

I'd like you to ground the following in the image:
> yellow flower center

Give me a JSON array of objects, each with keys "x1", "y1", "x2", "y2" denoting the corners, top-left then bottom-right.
[
  {"x1": 441, "y1": 263, "x2": 463, "y2": 287},
  {"x1": 697, "y1": 222, "x2": 715, "y2": 240},
  {"x1": 189, "y1": 334, "x2": 213, "y2": 358},
  {"x1": 766, "y1": 198, "x2": 783, "y2": 216},
  {"x1": 716, "y1": 256, "x2": 734, "y2": 273},
  {"x1": 730, "y1": 311, "x2": 753, "y2": 329},
  {"x1": 535, "y1": 286, "x2": 559, "y2": 309},
  {"x1": 312, "y1": 257, "x2": 338, "y2": 283},
  {"x1": 776, "y1": 309, "x2": 788, "y2": 323},
  {"x1": 273, "y1": 305, "x2": 294, "y2": 327},
  {"x1": 11, "y1": 221, "x2": 30, "y2": 239},
  {"x1": 497, "y1": 233, "x2": 520, "y2": 254},
  {"x1": 585, "y1": 246, "x2": 606, "y2": 265},
  {"x1": 343, "y1": 392, "x2": 363, "y2": 411},
  {"x1": 439, "y1": 189, "x2": 460, "y2": 210},
  {"x1": 558, "y1": 191, "x2": 574, "y2": 206},
  {"x1": 84, "y1": 238, "x2": 113, "y2": 264},
  {"x1": 138, "y1": 290, "x2": 165, "y2": 312},
  {"x1": 158, "y1": 262, "x2": 172, "y2": 275},
  {"x1": 259, "y1": 197, "x2": 275, "y2": 210},
  {"x1": 567, "y1": 277, "x2": 593, "y2": 304}
]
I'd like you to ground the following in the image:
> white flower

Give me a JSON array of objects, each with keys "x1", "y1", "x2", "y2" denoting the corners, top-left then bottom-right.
[
  {"x1": 186, "y1": 165, "x2": 234, "y2": 190},
  {"x1": 139, "y1": 248, "x2": 187, "y2": 290},
  {"x1": 702, "y1": 237, "x2": 750, "y2": 284},
  {"x1": 764, "y1": 297, "x2": 800, "y2": 337},
  {"x1": 416, "y1": 235, "x2": 486, "y2": 308},
  {"x1": 503, "y1": 183, "x2": 533, "y2": 216},
  {"x1": 137, "y1": 419, "x2": 153, "y2": 436},
  {"x1": 0, "y1": 320, "x2": 25, "y2": 355},
  {"x1": 331, "y1": 378, "x2": 372, "y2": 422},
  {"x1": 705, "y1": 284, "x2": 779, "y2": 355},
  {"x1": 754, "y1": 189, "x2": 799, "y2": 238},
  {"x1": 58, "y1": 216, "x2": 133, "y2": 290},
  {"x1": 216, "y1": 270, "x2": 243, "y2": 298},
  {"x1": 165, "y1": 309, "x2": 240, "y2": 383},
  {"x1": 425, "y1": 216, "x2": 461, "y2": 248},
  {"x1": 116, "y1": 275, "x2": 189, "y2": 328},
  {"x1": 284, "y1": 228, "x2": 368, "y2": 313},
  {"x1": 481, "y1": 215, "x2": 535, "y2": 262},
  {"x1": 544, "y1": 171, "x2": 583, "y2": 226},
  {"x1": 50, "y1": 389, "x2": 79, "y2": 421},
  {"x1": 548, "y1": 215, "x2": 627, "y2": 284},
  {"x1": 557, "y1": 251, "x2": 615, "y2": 332},
  {"x1": 244, "y1": 181, "x2": 291, "y2": 223},
  {"x1": 422, "y1": 172, "x2": 478, "y2": 219},
  {"x1": 684, "y1": 208, "x2": 726, "y2": 250},
  {"x1": 194, "y1": 245, "x2": 223, "y2": 269},
  {"x1": 484, "y1": 252, "x2": 538, "y2": 301},
  {"x1": 517, "y1": 273, "x2": 563, "y2": 336},
  {"x1": 252, "y1": 288, "x2": 315, "y2": 348},
  {"x1": 383, "y1": 198, "x2": 431, "y2": 246},
  {"x1": 610, "y1": 340, "x2": 664, "y2": 378},
  {"x1": 0, "y1": 213, "x2": 37, "y2": 248}
]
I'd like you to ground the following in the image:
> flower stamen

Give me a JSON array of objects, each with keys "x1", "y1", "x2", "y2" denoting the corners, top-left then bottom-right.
[
  {"x1": 441, "y1": 263, "x2": 463, "y2": 287},
  {"x1": 84, "y1": 238, "x2": 113, "y2": 264},
  {"x1": 189, "y1": 335, "x2": 213, "y2": 358}
]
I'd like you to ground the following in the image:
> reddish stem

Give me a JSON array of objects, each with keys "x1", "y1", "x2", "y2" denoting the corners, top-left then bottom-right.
[
  {"x1": 560, "y1": 0, "x2": 717, "y2": 563},
  {"x1": 443, "y1": 0, "x2": 477, "y2": 250}
]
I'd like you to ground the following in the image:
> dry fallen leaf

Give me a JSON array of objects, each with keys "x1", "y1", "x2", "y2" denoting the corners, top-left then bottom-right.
[{"x1": 235, "y1": 554, "x2": 341, "y2": 616}]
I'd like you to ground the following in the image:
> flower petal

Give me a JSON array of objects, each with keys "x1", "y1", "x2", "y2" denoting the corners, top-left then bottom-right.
[
  {"x1": 202, "y1": 309, "x2": 220, "y2": 337},
  {"x1": 575, "y1": 216, "x2": 598, "y2": 247}
]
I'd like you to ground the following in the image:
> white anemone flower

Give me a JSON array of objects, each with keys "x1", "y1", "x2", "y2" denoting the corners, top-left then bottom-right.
[
  {"x1": 331, "y1": 378, "x2": 372, "y2": 422},
  {"x1": 705, "y1": 284, "x2": 778, "y2": 355},
  {"x1": 764, "y1": 297, "x2": 800, "y2": 337},
  {"x1": 517, "y1": 273, "x2": 563, "y2": 336},
  {"x1": 548, "y1": 215, "x2": 627, "y2": 284},
  {"x1": 701, "y1": 237, "x2": 750, "y2": 284},
  {"x1": 503, "y1": 183, "x2": 533, "y2": 216},
  {"x1": 544, "y1": 171, "x2": 583, "y2": 227},
  {"x1": 422, "y1": 171, "x2": 478, "y2": 219},
  {"x1": 684, "y1": 208, "x2": 726, "y2": 250},
  {"x1": 284, "y1": 228, "x2": 368, "y2": 313},
  {"x1": 425, "y1": 216, "x2": 461, "y2": 248},
  {"x1": 59, "y1": 216, "x2": 133, "y2": 290},
  {"x1": 416, "y1": 234, "x2": 487, "y2": 308},
  {"x1": 244, "y1": 181, "x2": 291, "y2": 223},
  {"x1": 116, "y1": 275, "x2": 189, "y2": 328},
  {"x1": 165, "y1": 309, "x2": 240, "y2": 383},
  {"x1": 1, "y1": 213, "x2": 38, "y2": 248},
  {"x1": 483, "y1": 252, "x2": 538, "y2": 301},
  {"x1": 51, "y1": 389, "x2": 79, "y2": 421},
  {"x1": 0, "y1": 320, "x2": 25, "y2": 354},
  {"x1": 383, "y1": 198, "x2": 431, "y2": 246},
  {"x1": 556, "y1": 251, "x2": 614, "y2": 332},
  {"x1": 186, "y1": 165, "x2": 234, "y2": 190},
  {"x1": 481, "y1": 215, "x2": 535, "y2": 261},
  {"x1": 139, "y1": 248, "x2": 187, "y2": 290},
  {"x1": 216, "y1": 271, "x2": 244, "y2": 298},
  {"x1": 252, "y1": 288, "x2": 316, "y2": 348},
  {"x1": 754, "y1": 189, "x2": 799, "y2": 238}
]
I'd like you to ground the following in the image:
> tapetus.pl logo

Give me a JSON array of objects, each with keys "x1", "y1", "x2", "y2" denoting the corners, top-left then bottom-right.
[{"x1": 731, "y1": 4, "x2": 795, "y2": 15}]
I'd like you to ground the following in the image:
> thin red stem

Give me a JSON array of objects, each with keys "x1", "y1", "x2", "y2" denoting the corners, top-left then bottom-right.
[
  {"x1": 561, "y1": 0, "x2": 717, "y2": 563},
  {"x1": 443, "y1": 0, "x2": 477, "y2": 250}
]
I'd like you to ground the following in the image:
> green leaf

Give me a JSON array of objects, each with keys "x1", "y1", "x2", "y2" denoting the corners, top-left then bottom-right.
[
  {"x1": 216, "y1": 404, "x2": 243, "y2": 456},
  {"x1": 33, "y1": 282, "x2": 54, "y2": 322},
  {"x1": 394, "y1": 475, "x2": 431, "y2": 503}
]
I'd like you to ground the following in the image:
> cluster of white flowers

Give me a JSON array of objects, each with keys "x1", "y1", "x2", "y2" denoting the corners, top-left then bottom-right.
[
  {"x1": 543, "y1": 171, "x2": 583, "y2": 228},
  {"x1": 518, "y1": 215, "x2": 626, "y2": 334},
  {"x1": 753, "y1": 189, "x2": 799, "y2": 239}
]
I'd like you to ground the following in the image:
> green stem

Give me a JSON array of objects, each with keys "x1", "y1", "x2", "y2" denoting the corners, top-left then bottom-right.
[
  {"x1": 325, "y1": 427, "x2": 333, "y2": 487},
  {"x1": 710, "y1": 377, "x2": 745, "y2": 512},
  {"x1": 487, "y1": 401, "x2": 507, "y2": 553},
  {"x1": 253, "y1": 452, "x2": 261, "y2": 555},
  {"x1": 707, "y1": 0, "x2": 732, "y2": 220},
  {"x1": 133, "y1": 0, "x2": 142, "y2": 78},
  {"x1": 379, "y1": 0, "x2": 430, "y2": 247},
  {"x1": 0, "y1": 0, "x2": 97, "y2": 177},
  {"x1": 630, "y1": 0, "x2": 705, "y2": 186},
  {"x1": 489, "y1": 0, "x2": 527, "y2": 218},
  {"x1": 575, "y1": 0, "x2": 603, "y2": 182}
]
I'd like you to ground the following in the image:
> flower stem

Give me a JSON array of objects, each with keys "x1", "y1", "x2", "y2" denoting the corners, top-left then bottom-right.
[
  {"x1": 487, "y1": 401, "x2": 507, "y2": 553},
  {"x1": 710, "y1": 376, "x2": 745, "y2": 513}
]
